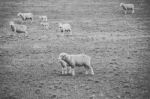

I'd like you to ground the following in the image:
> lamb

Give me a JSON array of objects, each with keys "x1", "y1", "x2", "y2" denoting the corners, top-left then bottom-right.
[
  {"x1": 17, "y1": 12, "x2": 33, "y2": 22},
  {"x1": 58, "y1": 59, "x2": 72, "y2": 75},
  {"x1": 58, "y1": 23, "x2": 72, "y2": 35},
  {"x1": 58, "y1": 52, "x2": 94, "y2": 76},
  {"x1": 39, "y1": 15, "x2": 48, "y2": 22},
  {"x1": 9, "y1": 21, "x2": 28, "y2": 35},
  {"x1": 40, "y1": 22, "x2": 49, "y2": 29},
  {"x1": 120, "y1": 3, "x2": 135, "y2": 14}
]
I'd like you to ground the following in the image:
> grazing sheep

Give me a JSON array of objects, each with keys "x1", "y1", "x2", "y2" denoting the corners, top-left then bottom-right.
[
  {"x1": 58, "y1": 52, "x2": 94, "y2": 76},
  {"x1": 9, "y1": 21, "x2": 28, "y2": 35},
  {"x1": 17, "y1": 12, "x2": 33, "y2": 22},
  {"x1": 58, "y1": 23, "x2": 72, "y2": 35},
  {"x1": 120, "y1": 3, "x2": 135, "y2": 14},
  {"x1": 39, "y1": 15, "x2": 48, "y2": 22},
  {"x1": 40, "y1": 22, "x2": 49, "y2": 29}
]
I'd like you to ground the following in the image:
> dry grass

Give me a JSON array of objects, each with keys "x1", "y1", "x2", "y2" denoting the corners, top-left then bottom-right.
[{"x1": 0, "y1": 0, "x2": 150, "y2": 99}]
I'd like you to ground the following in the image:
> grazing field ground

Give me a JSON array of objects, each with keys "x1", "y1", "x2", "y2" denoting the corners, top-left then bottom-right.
[{"x1": 0, "y1": 0, "x2": 150, "y2": 99}]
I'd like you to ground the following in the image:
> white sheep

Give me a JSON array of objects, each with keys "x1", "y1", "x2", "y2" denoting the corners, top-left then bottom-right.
[
  {"x1": 39, "y1": 15, "x2": 48, "y2": 22},
  {"x1": 120, "y1": 3, "x2": 135, "y2": 14},
  {"x1": 40, "y1": 22, "x2": 49, "y2": 29},
  {"x1": 58, "y1": 23, "x2": 72, "y2": 35},
  {"x1": 9, "y1": 21, "x2": 28, "y2": 35},
  {"x1": 58, "y1": 59, "x2": 72, "y2": 75},
  {"x1": 17, "y1": 12, "x2": 33, "y2": 22},
  {"x1": 58, "y1": 52, "x2": 94, "y2": 76}
]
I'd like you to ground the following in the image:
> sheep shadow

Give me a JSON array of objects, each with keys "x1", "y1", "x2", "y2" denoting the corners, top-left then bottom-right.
[
  {"x1": 58, "y1": 72, "x2": 94, "y2": 77},
  {"x1": 58, "y1": 73, "x2": 72, "y2": 76}
]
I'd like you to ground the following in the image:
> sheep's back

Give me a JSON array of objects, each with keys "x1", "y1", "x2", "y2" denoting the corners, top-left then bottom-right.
[
  {"x1": 15, "y1": 24, "x2": 27, "y2": 32},
  {"x1": 63, "y1": 24, "x2": 71, "y2": 29},
  {"x1": 70, "y1": 54, "x2": 90, "y2": 65}
]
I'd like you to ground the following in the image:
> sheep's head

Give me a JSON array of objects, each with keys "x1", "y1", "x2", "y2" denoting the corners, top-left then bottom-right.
[
  {"x1": 39, "y1": 16, "x2": 43, "y2": 19},
  {"x1": 9, "y1": 21, "x2": 14, "y2": 26},
  {"x1": 17, "y1": 13, "x2": 22, "y2": 17},
  {"x1": 58, "y1": 23, "x2": 63, "y2": 28},
  {"x1": 120, "y1": 3, "x2": 124, "y2": 7},
  {"x1": 58, "y1": 53, "x2": 68, "y2": 61}
]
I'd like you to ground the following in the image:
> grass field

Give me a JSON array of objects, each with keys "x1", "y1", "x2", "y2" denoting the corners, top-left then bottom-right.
[{"x1": 0, "y1": 0, "x2": 150, "y2": 99}]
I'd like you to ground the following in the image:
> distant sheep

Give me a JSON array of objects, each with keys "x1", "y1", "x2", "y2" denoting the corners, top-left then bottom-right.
[
  {"x1": 58, "y1": 52, "x2": 94, "y2": 76},
  {"x1": 40, "y1": 22, "x2": 49, "y2": 29},
  {"x1": 120, "y1": 3, "x2": 135, "y2": 14},
  {"x1": 9, "y1": 21, "x2": 28, "y2": 35},
  {"x1": 39, "y1": 15, "x2": 48, "y2": 22},
  {"x1": 17, "y1": 12, "x2": 33, "y2": 22},
  {"x1": 58, "y1": 23, "x2": 72, "y2": 35}
]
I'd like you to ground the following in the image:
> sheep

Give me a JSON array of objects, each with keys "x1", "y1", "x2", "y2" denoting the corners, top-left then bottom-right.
[
  {"x1": 58, "y1": 52, "x2": 94, "y2": 76},
  {"x1": 39, "y1": 15, "x2": 48, "y2": 22},
  {"x1": 40, "y1": 22, "x2": 49, "y2": 29},
  {"x1": 120, "y1": 3, "x2": 135, "y2": 14},
  {"x1": 17, "y1": 12, "x2": 33, "y2": 22},
  {"x1": 9, "y1": 21, "x2": 28, "y2": 36},
  {"x1": 58, "y1": 59, "x2": 72, "y2": 75},
  {"x1": 58, "y1": 23, "x2": 72, "y2": 36}
]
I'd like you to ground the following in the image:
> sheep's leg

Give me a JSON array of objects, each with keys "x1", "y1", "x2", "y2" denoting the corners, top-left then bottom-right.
[
  {"x1": 84, "y1": 65, "x2": 89, "y2": 75},
  {"x1": 62, "y1": 67, "x2": 67, "y2": 75},
  {"x1": 31, "y1": 18, "x2": 33, "y2": 22},
  {"x1": 62, "y1": 67, "x2": 65, "y2": 74},
  {"x1": 84, "y1": 65, "x2": 94, "y2": 75},
  {"x1": 71, "y1": 68, "x2": 75, "y2": 76},
  {"x1": 89, "y1": 66, "x2": 94, "y2": 75},
  {"x1": 132, "y1": 8, "x2": 135, "y2": 13},
  {"x1": 24, "y1": 31, "x2": 28, "y2": 37},
  {"x1": 64, "y1": 67, "x2": 68, "y2": 74},
  {"x1": 68, "y1": 66, "x2": 72, "y2": 74}
]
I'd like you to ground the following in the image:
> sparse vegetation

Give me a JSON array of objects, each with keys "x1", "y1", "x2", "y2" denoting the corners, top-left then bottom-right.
[{"x1": 0, "y1": 0, "x2": 150, "y2": 99}]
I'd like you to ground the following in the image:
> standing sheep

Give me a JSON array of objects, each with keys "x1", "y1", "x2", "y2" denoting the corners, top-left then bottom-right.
[
  {"x1": 17, "y1": 12, "x2": 33, "y2": 22},
  {"x1": 58, "y1": 23, "x2": 72, "y2": 36},
  {"x1": 40, "y1": 22, "x2": 49, "y2": 29},
  {"x1": 120, "y1": 3, "x2": 135, "y2": 14},
  {"x1": 58, "y1": 52, "x2": 94, "y2": 76},
  {"x1": 39, "y1": 15, "x2": 48, "y2": 22},
  {"x1": 9, "y1": 21, "x2": 28, "y2": 35}
]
